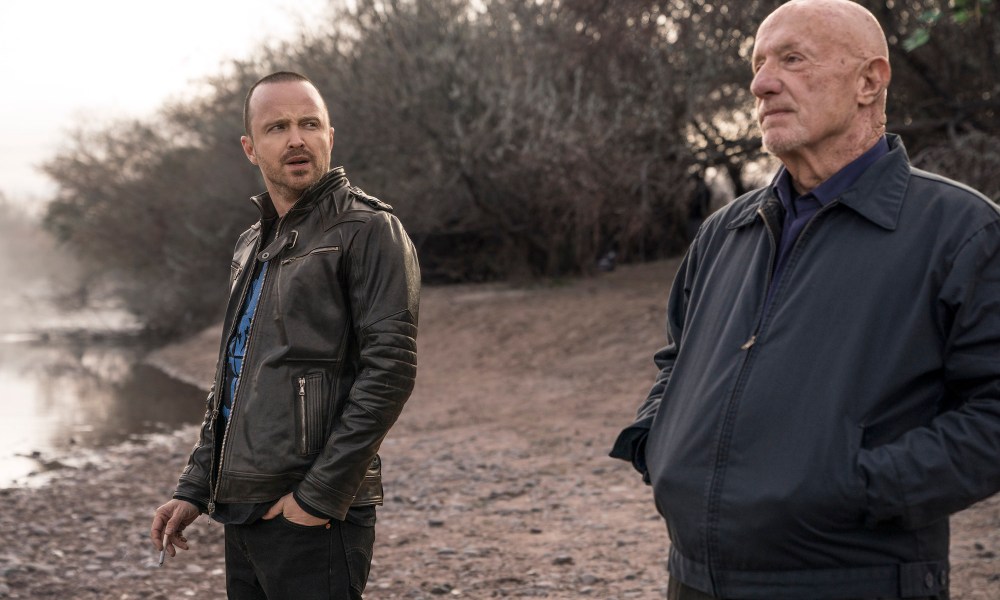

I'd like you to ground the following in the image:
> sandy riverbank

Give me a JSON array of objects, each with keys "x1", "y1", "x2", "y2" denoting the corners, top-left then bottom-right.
[{"x1": 1, "y1": 259, "x2": 997, "y2": 599}]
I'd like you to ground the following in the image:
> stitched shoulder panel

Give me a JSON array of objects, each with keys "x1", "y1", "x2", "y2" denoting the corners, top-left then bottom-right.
[
  {"x1": 349, "y1": 186, "x2": 394, "y2": 213},
  {"x1": 910, "y1": 168, "x2": 999, "y2": 216},
  {"x1": 235, "y1": 224, "x2": 261, "y2": 248}
]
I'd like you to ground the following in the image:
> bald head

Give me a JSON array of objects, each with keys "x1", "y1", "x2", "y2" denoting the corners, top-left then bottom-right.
[{"x1": 762, "y1": 0, "x2": 888, "y2": 63}]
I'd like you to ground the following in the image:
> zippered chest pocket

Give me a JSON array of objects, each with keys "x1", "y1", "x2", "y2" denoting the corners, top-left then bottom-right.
[
  {"x1": 281, "y1": 245, "x2": 341, "y2": 265},
  {"x1": 295, "y1": 372, "x2": 330, "y2": 455}
]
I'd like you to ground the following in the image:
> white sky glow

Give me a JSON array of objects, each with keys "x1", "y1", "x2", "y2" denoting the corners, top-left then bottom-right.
[{"x1": 0, "y1": 0, "x2": 331, "y2": 210}]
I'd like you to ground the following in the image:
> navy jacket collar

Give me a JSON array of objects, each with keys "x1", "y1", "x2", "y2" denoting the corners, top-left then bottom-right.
[
  {"x1": 774, "y1": 136, "x2": 889, "y2": 212},
  {"x1": 727, "y1": 134, "x2": 910, "y2": 231}
]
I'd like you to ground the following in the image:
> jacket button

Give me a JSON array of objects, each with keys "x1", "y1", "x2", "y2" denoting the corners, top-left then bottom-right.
[{"x1": 924, "y1": 572, "x2": 935, "y2": 588}]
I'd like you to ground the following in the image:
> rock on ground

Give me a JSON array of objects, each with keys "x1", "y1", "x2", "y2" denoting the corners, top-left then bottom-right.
[{"x1": 2, "y1": 260, "x2": 998, "y2": 599}]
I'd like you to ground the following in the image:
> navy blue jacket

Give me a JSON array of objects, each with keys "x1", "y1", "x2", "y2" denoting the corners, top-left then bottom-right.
[{"x1": 612, "y1": 136, "x2": 1000, "y2": 598}]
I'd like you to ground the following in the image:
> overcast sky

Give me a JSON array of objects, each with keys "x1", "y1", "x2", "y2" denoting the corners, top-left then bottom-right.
[{"x1": 0, "y1": 0, "x2": 330, "y2": 212}]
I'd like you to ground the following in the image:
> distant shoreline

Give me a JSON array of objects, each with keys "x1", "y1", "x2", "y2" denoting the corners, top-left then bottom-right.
[{"x1": 143, "y1": 324, "x2": 222, "y2": 393}]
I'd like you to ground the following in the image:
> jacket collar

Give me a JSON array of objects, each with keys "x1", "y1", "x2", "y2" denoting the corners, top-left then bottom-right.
[
  {"x1": 727, "y1": 134, "x2": 910, "y2": 232},
  {"x1": 835, "y1": 135, "x2": 908, "y2": 231},
  {"x1": 249, "y1": 166, "x2": 350, "y2": 221}
]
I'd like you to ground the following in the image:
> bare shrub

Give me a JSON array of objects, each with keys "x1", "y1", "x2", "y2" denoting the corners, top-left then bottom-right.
[
  {"x1": 912, "y1": 132, "x2": 1000, "y2": 200},
  {"x1": 39, "y1": 0, "x2": 1000, "y2": 335}
]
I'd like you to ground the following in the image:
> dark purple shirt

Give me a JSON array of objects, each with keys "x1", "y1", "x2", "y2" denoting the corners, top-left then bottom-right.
[{"x1": 766, "y1": 136, "x2": 890, "y2": 307}]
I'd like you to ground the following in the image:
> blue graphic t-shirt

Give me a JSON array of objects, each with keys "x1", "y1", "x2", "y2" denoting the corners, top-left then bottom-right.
[
  {"x1": 222, "y1": 260, "x2": 268, "y2": 420},
  {"x1": 212, "y1": 257, "x2": 272, "y2": 525}
]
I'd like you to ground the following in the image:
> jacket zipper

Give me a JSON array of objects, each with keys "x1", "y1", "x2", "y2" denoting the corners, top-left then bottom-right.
[
  {"x1": 739, "y1": 200, "x2": 840, "y2": 348},
  {"x1": 298, "y1": 376, "x2": 308, "y2": 452},
  {"x1": 738, "y1": 205, "x2": 781, "y2": 350},
  {"x1": 703, "y1": 204, "x2": 778, "y2": 592},
  {"x1": 208, "y1": 218, "x2": 284, "y2": 515},
  {"x1": 703, "y1": 199, "x2": 838, "y2": 592}
]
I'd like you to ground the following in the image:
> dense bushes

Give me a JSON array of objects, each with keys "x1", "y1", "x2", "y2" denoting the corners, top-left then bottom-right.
[{"x1": 41, "y1": 0, "x2": 999, "y2": 337}]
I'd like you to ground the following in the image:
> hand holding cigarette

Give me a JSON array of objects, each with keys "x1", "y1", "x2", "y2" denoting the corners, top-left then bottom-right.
[{"x1": 150, "y1": 499, "x2": 200, "y2": 565}]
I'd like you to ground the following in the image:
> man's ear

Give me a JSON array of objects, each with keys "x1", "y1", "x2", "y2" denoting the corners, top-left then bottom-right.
[
  {"x1": 329, "y1": 127, "x2": 335, "y2": 151},
  {"x1": 241, "y1": 135, "x2": 259, "y2": 165},
  {"x1": 858, "y1": 56, "x2": 891, "y2": 107}
]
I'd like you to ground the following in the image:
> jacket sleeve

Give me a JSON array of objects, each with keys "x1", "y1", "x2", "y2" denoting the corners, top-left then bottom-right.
[
  {"x1": 295, "y1": 212, "x2": 420, "y2": 520},
  {"x1": 609, "y1": 240, "x2": 698, "y2": 481},
  {"x1": 173, "y1": 386, "x2": 216, "y2": 511},
  {"x1": 858, "y1": 220, "x2": 1000, "y2": 529}
]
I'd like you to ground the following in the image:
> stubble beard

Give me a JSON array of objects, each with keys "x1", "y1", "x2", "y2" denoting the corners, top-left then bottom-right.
[
  {"x1": 262, "y1": 158, "x2": 328, "y2": 202},
  {"x1": 760, "y1": 127, "x2": 805, "y2": 157}
]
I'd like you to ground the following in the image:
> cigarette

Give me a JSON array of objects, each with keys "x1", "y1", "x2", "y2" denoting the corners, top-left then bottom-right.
[{"x1": 158, "y1": 533, "x2": 167, "y2": 566}]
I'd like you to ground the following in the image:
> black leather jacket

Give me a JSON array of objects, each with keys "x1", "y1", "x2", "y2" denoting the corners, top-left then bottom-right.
[{"x1": 174, "y1": 167, "x2": 420, "y2": 521}]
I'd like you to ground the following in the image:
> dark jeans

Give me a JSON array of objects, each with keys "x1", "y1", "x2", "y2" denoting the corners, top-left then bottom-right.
[
  {"x1": 666, "y1": 578, "x2": 947, "y2": 600},
  {"x1": 224, "y1": 506, "x2": 376, "y2": 600},
  {"x1": 667, "y1": 579, "x2": 718, "y2": 600}
]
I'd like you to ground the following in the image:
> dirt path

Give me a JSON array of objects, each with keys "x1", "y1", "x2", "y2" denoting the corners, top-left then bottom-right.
[{"x1": 1, "y1": 259, "x2": 997, "y2": 599}]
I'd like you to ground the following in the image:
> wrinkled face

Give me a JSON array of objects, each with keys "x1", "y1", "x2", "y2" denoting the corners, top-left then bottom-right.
[
  {"x1": 241, "y1": 80, "x2": 334, "y2": 201},
  {"x1": 750, "y1": 5, "x2": 862, "y2": 160}
]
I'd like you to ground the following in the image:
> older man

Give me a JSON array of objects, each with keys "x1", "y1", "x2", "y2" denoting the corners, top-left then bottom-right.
[
  {"x1": 612, "y1": 1, "x2": 1000, "y2": 599},
  {"x1": 150, "y1": 71, "x2": 420, "y2": 599}
]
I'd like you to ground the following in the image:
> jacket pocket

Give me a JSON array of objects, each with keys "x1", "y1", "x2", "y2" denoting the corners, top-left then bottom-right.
[
  {"x1": 295, "y1": 372, "x2": 329, "y2": 456},
  {"x1": 280, "y1": 245, "x2": 341, "y2": 265}
]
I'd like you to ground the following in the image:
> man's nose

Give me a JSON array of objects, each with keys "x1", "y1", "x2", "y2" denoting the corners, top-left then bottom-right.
[
  {"x1": 750, "y1": 63, "x2": 780, "y2": 98},
  {"x1": 287, "y1": 126, "x2": 306, "y2": 147}
]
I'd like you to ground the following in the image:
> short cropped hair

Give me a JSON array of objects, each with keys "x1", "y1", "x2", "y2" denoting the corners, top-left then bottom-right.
[{"x1": 243, "y1": 71, "x2": 327, "y2": 137}]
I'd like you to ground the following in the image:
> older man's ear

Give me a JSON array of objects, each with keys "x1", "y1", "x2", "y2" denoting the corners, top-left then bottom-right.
[{"x1": 857, "y1": 56, "x2": 891, "y2": 107}]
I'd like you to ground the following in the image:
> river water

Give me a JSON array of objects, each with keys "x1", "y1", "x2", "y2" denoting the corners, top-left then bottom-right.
[{"x1": 0, "y1": 338, "x2": 206, "y2": 487}]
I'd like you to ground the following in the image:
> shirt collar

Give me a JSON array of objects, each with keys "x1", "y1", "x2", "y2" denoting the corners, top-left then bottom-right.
[{"x1": 771, "y1": 135, "x2": 890, "y2": 212}]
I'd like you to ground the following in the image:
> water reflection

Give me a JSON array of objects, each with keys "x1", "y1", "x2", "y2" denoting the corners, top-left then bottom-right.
[{"x1": 0, "y1": 341, "x2": 205, "y2": 486}]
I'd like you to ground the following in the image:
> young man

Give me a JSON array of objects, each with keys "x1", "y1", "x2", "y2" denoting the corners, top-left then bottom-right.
[
  {"x1": 612, "y1": 1, "x2": 1000, "y2": 598},
  {"x1": 151, "y1": 71, "x2": 420, "y2": 599}
]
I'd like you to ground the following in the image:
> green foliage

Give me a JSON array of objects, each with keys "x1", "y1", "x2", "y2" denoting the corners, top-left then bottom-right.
[
  {"x1": 902, "y1": 26, "x2": 931, "y2": 51},
  {"x1": 903, "y1": 0, "x2": 992, "y2": 50}
]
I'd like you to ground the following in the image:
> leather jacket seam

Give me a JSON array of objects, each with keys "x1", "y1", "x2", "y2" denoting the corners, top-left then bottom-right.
[
  {"x1": 359, "y1": 307, "x2": 415, "y2": 332},
  {"x1": 345, "y1": 397, "x2": 389, "y2": 427}
]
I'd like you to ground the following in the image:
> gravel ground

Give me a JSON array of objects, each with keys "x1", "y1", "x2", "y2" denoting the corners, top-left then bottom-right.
[{"x1": 1, "y1": 259, "x2": 997, "y2": 599}]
